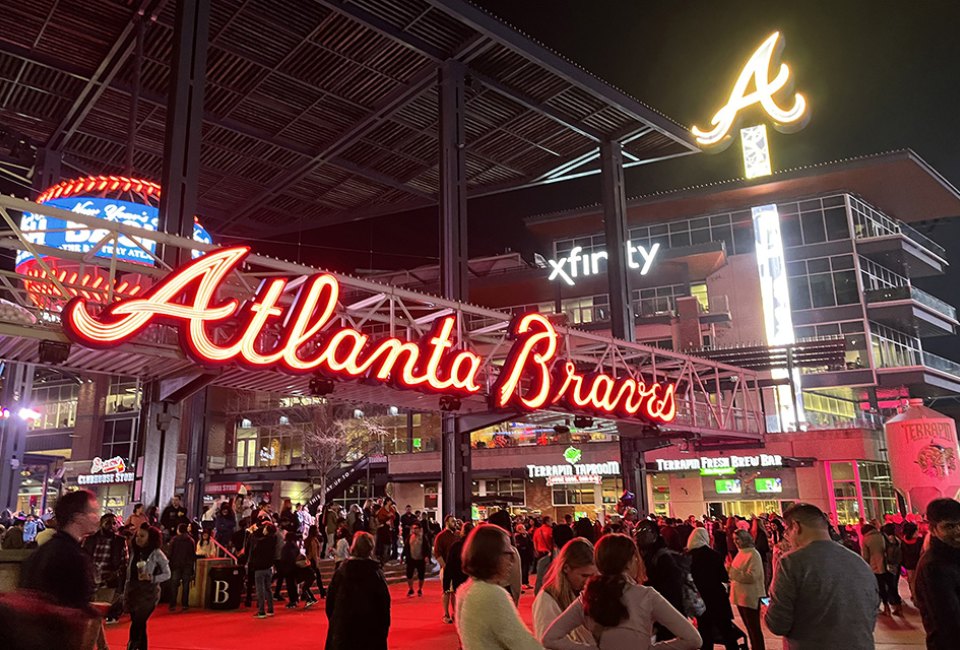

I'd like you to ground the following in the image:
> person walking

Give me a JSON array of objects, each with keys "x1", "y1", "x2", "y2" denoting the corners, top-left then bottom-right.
[
  {"x1": 900, "y1": 521, "x2": 923, "y2": 604},
  {"x1": 533, "y1": 516, "x2": 556, "y2": 594},
  {"x1": 543, "y1": 533, "x2": 701, "y2": 649},
  {"x1": 82, "y1": 512, "x2": 128, "y2": 626},
  {"x1": 404, "y1": 522, "x2": 430, "y2": 597},
  {"x1": 249, "y1": 523, "x2": 278, "y2": 618},
  {"x1": 879, "y1": 523, "x2": 903, "y2": 616},
  {"x1": 532, "y1": 537, "x2": 595, "y2": 643},
  {"x1": 861, "y1": 523, "x2": 892, "y2": 616},
  {"x1": 159, "y1": 496, "x2": 188, "y2": 541},
  {"x1": 325, "y1": 532, "x2": 391, "y2": 650},
  {"x1": 333, "y1": 525, "x2": 351, "y2": 570},
  {"x1": 515, "y1": 523, "x2": 535, "y2": 590},
  {"x1": 455, "y1": 524, "x2": 543, "y2": 650},
  {"x1": 729, "y1": 529, "x2": 766, "y2": 650},
  {"x1": 914, "y1": 497, "x2": 960, "y2": 650},
  {"x1": 167, "y1": 523, "x2": 196, "y2": 612},
  {"x1": 304, "y1": 525, "x2": 328, "y2": 598},
  {"x1": 434, "y1": 515, "x2": 460, "y2": 624},
  {"x1": 124, "y1": 525, "x2": 170, "y2": 650},
  {"x1": 686, "y1": 527, "x2": 739, "y2": 650},
  {"x1": 634, "y1": 519, "x2": 685, "y2": 616},
  {"x1": 440, "y1": 521, "x2": 473, "y2": 621},
  {"x1": 764, "y1": 503, "x2": 878, "y2": 650},
  {"x1": 15, "y1": 491, "x2": 102, "y2": 650}
]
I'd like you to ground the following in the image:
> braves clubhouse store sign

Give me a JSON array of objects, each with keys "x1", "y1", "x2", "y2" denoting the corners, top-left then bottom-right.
[{"x1": 62, "y1": 247, "x2": 676, "y2": 424}]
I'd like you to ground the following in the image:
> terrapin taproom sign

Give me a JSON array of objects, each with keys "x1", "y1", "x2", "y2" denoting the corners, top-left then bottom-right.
[{"x1": 62, "y1": 246, "x2": 676, "y2": 424}]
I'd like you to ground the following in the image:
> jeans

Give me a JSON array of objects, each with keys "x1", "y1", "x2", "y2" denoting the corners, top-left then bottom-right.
[
  {"x1": 127, "y1": 603, "x2": 155, "y2": 650},
  {"x1": 877, "y1": 572, "x2": 902, "y2": 605},
  {"x1": 168, "y1": 568, "x2": 192, "y2": 608},
  {"x1": 254, "y1": 569, "x2": 274, "y2": 615}
]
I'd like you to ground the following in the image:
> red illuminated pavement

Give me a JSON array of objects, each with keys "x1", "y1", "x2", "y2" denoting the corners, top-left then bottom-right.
[{"x1": 102, "y1": 577, "x2": 926, "y2": 649}]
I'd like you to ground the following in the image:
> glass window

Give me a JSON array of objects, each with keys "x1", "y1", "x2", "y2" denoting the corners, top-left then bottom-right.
[
  {"x1": 800, "y1": 212, "x2": 827, "y2": 244},
  {"x1": 782, "y1": 214, "x2": 803, "y2": 247},
  {"x1": 824, "y1": 207, "x2": 850, "y2": 240},
  {"x1": 809, "y1": 273, "x2": 836, "y2": 308},
  {"x1": 553, "y1": 484, "x2": 596, "y2": 506},
  {"x1": 834, "y1": 270, "x2": 860, "y2": 305},
  {"x1": 102, "y1": 417, "x2": 137, "y2": 462},
  {"x1": 106, "y1": 377, "x2": 140, "y2": 415},
  {"x1": 789, "y1": 275, "x2": 812, "y2": 310}
]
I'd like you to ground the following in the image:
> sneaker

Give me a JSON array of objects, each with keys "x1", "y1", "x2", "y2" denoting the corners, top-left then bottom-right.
[
  {"x1": 442, "y1": 615, "x2": 453, "y2": 624},
  {"x1": 267, "y1": 611, "x2": 275, "y2": 617},
  {"x1": 305, "y1": 600, "x2": 317, "y2": 608},
  {"x1": 286, "y1": 603, "x2": 298, "y2": 609},
  {"x1": 255, "y1": 613, "x2": 267, "y2": 619},
  {"x1": 407, "y1": 589, "x2": 414, "y2": 598},
  {"x1": 104, "y1": 618, "x2": 119, "y2": 625},
  {"x1": 417, "y1": 590, "x2": 422, "y2": 597},
  {"x1": 168, "y1": 606, "x2": 177, "y2": 612}
]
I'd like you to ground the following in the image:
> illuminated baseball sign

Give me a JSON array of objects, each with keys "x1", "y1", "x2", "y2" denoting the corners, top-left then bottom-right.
[
  {"x1": 548, "y1": 242, "x2": 659, "y2": 286},
  {"x1": 17, "y1": 196, "x2": 212, "y2": 267},
  {"x1": 692, "y1": 32, "x2": 808, "y2": 148},
  {"x1": 62, "y1": 246, "x2": 677, "y2": 425}
]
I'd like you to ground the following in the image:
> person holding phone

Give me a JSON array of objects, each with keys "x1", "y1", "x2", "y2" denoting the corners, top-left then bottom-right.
[{"x1": 728, "y1": 529, "x2": 766, "y2": 650}]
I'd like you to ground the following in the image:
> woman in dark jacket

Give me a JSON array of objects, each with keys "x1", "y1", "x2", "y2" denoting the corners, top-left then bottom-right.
[
  {"x1": 213, "y1": 503, "x2": 236, "y2": 551},
  {"x1": 326, "y1": 532, "x2": 390, "y2": 650},
  {"x1": 686, "y1": 527, "x2": 739, "y2": 650}
]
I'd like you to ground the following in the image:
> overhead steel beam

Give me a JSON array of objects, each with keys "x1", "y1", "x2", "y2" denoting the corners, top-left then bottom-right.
[
  {"x1": 425, "y1": 0, "x2": 701, "y2": 153},
  {"x1": 213, "y1": 64, "x2": 438, "y2": 231},
  {"x1": 601, "y1": 140, "x2": 634, "y2": 342},
  {"x1": 468, "y1": 69, "x2": 603, "y2": 142},
  {"x1": 317, "y1": 0, "x2": 448, "y2": 62},
  {"x1": 45, "y1": 0, "x2": 165, "y2": 152}
]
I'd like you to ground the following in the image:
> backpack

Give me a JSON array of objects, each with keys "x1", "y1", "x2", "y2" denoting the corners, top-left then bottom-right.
[{"x1": 653, "y1": 548, "x2": 706, "y2": 617}]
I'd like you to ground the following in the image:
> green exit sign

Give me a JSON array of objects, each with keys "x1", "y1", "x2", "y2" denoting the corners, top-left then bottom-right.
[{"x1": 413, "y1": 437, "x2": 422, "y2": 449}]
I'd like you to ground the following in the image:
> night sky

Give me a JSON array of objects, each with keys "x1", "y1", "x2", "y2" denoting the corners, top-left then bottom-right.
[{"x1": 310, "y1": 0, "x2": 960, "y2": 269}]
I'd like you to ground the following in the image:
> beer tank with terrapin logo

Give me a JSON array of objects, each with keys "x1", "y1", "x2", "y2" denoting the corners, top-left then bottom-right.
[{"x1": 884, "y1": 398, "x2": 960, "y2": 514}]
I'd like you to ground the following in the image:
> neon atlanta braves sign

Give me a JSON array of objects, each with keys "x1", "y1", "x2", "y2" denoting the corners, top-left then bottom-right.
[{"x1": 62, "y1": 247, "x2": 676, "y2": 424}]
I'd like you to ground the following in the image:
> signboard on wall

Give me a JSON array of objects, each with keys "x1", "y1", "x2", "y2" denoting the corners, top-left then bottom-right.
[{"x1": 653, "y1": 454, "x2": 783, "y2": 473}]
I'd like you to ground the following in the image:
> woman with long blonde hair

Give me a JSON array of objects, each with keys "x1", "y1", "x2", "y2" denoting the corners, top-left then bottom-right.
[{"x1": 533, "y1": 537, "x2": 596, "y2": 643}]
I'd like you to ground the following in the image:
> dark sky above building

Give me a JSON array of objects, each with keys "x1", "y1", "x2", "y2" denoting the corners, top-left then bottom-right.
[{"x1": 304, "y1": 0, "x2": 960, "y2": 275}]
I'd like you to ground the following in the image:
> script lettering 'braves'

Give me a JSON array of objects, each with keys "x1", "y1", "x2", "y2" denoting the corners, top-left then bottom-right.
[
  {"x1": 692, "y1": 32, "x2": 808, "y2": 147},
  {"x1": 62, "y1": 246, "x2": 677, "y2": 424}
]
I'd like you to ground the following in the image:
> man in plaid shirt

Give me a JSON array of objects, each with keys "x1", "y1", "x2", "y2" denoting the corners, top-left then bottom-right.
[{"x1": 82, "y1": 513, "x2": 129, "y2": 625}]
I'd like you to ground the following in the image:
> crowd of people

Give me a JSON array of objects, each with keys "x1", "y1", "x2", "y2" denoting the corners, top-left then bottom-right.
[{"x1": 8, "y1": 490, "x2": 960, "y2": 650}]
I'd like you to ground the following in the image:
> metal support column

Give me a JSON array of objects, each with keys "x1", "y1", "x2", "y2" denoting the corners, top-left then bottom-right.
[
  {"x1": 0, "y1": 363, "x2": 34, "y2": 510},
  {"x1": 183, "y1": 389, "x2": 208, "y2": 519},
  {"x1": 602, "y1": 140, "x2": 640, "y2": 498},
  {"x1": 439, "y1": 60, "x2": 471, "y2": 520},
  {"x1": 600, "y1": 140, "x2": 634, "y2": 342},
  {"x1": 158, "y1": 0, "x2": 209, "y2": 263},
  {"x1": 34, "y1": 148, "x2": 61, "y2": 193},
  {"x1": 136, "y1": 383, "x2": 182, "y2": 509}
]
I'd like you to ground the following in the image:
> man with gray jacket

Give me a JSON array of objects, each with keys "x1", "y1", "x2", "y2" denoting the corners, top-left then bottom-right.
[{"x1": 765, "y1": 503, "x2": 879, "y2": 650}]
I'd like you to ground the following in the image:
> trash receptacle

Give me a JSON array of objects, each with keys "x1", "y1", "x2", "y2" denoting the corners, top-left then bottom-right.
[
  {"x1": 206, "y1": 565, "x2": 243, "y2": 610},
  {"x1": 193, "y1": 558, "x2": 233, "y2": 608}
]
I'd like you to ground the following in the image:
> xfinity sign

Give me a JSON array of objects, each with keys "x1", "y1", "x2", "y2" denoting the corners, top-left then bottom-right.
[{"x1": 548, "y1": 242, "x2": 660, "y2": 286}]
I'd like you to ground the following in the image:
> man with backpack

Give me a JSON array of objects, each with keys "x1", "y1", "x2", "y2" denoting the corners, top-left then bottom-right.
[{"x1": 636, "y1": 519, "x2": 702, "y2": 640}]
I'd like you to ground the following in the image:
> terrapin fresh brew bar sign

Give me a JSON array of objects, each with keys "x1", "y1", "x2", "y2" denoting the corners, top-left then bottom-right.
[{"x1": 62, "y1": 247, "x2": 677, "y2": 424}]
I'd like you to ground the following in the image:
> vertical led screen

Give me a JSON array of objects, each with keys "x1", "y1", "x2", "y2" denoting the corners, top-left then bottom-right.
[{"x1": 752, "y1": 203, "x2": 804, "y2": 430}]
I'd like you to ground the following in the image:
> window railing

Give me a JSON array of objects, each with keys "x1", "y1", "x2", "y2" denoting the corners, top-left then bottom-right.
[
  {"x1": 923, "y1": 351, "x2": 960, "y2": 378},
  {"x1": 864, "y1": 285, "x2": 957, "y2": 321},
  {"x1": 851, "y1": 196, "x2": 946, "y2": 258}
]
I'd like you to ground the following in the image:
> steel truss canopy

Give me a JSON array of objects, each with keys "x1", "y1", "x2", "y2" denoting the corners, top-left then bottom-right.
[
  {"x1": 0, "y1": 197, "x2": 760, "y2": 444},
  {"x1": 0, "y1": 0, "x2": 698, "y2": 235}
]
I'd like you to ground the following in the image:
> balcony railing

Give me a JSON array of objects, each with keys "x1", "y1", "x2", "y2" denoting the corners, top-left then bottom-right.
[
  {"x1": 851, "y1": 196, "x2": 946, "y2": 258},
  {"x1": 864, "y1": 285, "x2": 958, "y2": 321},
  {"x1": 923, "y1": 351, "x2": 960, "y2": 378}
]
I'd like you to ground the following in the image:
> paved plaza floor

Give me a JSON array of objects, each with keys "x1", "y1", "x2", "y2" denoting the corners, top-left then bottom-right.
[{"x1": 101, "y1": 576, "x2": 926, "y2": 649}]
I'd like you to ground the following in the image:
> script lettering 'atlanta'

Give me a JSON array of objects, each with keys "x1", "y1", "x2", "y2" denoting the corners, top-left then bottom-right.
[
  {"x1": 63, "y1": 246, "x2": 482, "y2": 396},
  {"x1": 691, "y1": 31, "x2": 808, "y2": 147}
]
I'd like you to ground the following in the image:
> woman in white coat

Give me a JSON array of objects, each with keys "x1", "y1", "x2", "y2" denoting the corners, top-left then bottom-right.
[{"x1": 728, "y1": 529, "x2": 766, "y2": 650}]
